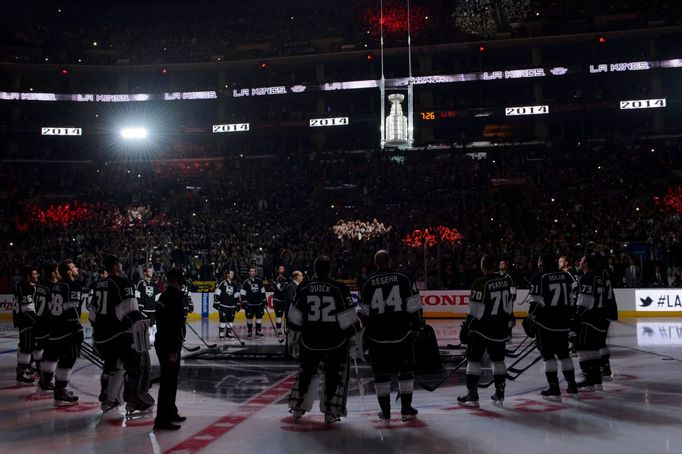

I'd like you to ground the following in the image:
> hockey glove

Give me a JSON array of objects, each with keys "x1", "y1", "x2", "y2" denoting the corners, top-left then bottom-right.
[
  {"x1": 459, "y1": 321, "x2": 469, "y2": 345},
  {"x1": 73, "y1": 325, "x2": 85, "y2": 346},
  {"x1": 213, "y1": 302, "x2": 220, "y2": 310},
  {"x1": 508, "y1": 315, "x2": 516, "y2": 338},
  {"x1": 187, "y1": 301, "x2": 195, "y2": 314},
  {"x1": 521, "y1": 316, "x2": 537, "y2": 338}
]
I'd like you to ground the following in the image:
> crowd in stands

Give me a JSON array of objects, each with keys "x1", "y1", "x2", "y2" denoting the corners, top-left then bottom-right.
[
  {"x1": 1, "y1": 136, "x2": 681, "y2": 294},
  {"x1": 0, "y1": 0, "x2": 678, "y2": 66}
]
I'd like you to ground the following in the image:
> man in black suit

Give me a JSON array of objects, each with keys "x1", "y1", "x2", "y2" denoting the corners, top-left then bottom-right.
[{"x1": 154, "y1": 268, "x2": 187, "y2": 431}]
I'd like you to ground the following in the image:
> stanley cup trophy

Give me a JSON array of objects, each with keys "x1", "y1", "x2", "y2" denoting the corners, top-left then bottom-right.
[{"x1": 385, "y1": 94, "x2": 408, "y2": 146}]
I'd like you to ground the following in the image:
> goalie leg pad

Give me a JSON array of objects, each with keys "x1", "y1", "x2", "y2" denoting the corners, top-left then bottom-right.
[
  {"x1": 131, "y1": 319, "x2": 151, "y2": 352},
  {"x1": 320, "y1": 353, "x2": 350, "y2": 419}
]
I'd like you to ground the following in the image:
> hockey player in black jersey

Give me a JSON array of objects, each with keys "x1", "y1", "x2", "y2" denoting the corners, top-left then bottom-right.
[
  {"x1": 458, "y1": 255, "x2": 514, "y2": 408},
  {"x1": 90, "y1": 255, "x2": 154, "y2": 414},
  {"x1": 214, "y1": 269, "x2": 240, "y2": 339},
  {"x1": 575, "y1": 255, "x2": 609, "y2": 391},
  {"x1": 271, "y1": 265, "x2": 290, "y2": 336},
  {"x1": 287, "y1": 256, "x2": 359, "y2": 424},
  {"x1": 38, "y1": 259, "x2": 84, "y2": 406},
  {"x1": 136, "y1": 266, "x2": 160, "y2": 343},
  {"x1": 33, "y1": 262, "x2": 59, "y2": 390},
  {"x1": 527, "y1": 254, "x2": 578, "y2": 401},
  {"x1": 180, "y1": 275, "x2": 194, "y2": 338},
  {"x1": 240, "y1": 267, "x2": 267, "y2": 339},
  {"x1": 13, "y1": 266, "x2": 40, "y2": 384},
  {"x1": 599, "y1": 261, "x2": 618, "y2": 380},
  {"x1": 359, "y1": 250, "x2": 422, "y2": 425}
]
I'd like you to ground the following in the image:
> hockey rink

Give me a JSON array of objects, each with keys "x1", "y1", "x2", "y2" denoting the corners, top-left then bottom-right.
[{"x1": 1, "y1": 318, "x2": 681, "y2": 454}]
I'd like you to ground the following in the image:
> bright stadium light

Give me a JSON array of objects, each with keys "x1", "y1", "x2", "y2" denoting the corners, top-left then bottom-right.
[{"x1": 120, "y1": 127, "x2": 148, "y2": 140}]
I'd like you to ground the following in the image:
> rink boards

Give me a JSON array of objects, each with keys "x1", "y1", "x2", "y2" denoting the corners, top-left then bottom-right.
[{"x1": 1, "y1": 288, "x2": 681, "y2": 320}]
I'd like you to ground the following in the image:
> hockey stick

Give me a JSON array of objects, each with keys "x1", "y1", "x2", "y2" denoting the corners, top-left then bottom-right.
[
  {"x1": 182, "y1": 344, "x2": 201, "y2": 352},
  {"x1": 419, "y1": 357, "x2": 468, "y2": 392},
  {"x1": 506, "y1": 353, "x2": 543, "y2": 378},
  {"x1": 80, "y1": 341, "x2": 104, "y2": 369},
  {"x1": 229, "y1": 323, "x2": 246, "y2": 347},
  {"x1": 185, "y1": 322, "x2": 218, "y2": 349},
  {"x1": 264, "y1": 304, "x2": 285, "y2": 343},
  {"x1": 478, "y1": 344, "x2": 539, "y2": 388},
  {"x1": 505, "y1": 338, "x2": 536, "y2": 358},
  {"x1": 505, "y1": 335, "x2": 530, "y2": 356},
  {"x1": 505, "y1": 341, "x2": 537, "y2": 370}
]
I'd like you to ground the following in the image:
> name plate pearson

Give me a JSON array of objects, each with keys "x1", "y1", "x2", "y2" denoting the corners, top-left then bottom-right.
[
  {"x1": 309, "y1": 117, "x2": 349, "y2": 127},
  {"x1": 212, "y1": 123, "x2": 250, "y2": 133},
  {"x1": 41, "y1": 127, "x2": 82, "y2": 136},
  {"x1": 504, "y1": 105, "x2": 549, "y2": 116},
  {"x1": 619, "y1": 98, "x2": 666, "y2": 110}
]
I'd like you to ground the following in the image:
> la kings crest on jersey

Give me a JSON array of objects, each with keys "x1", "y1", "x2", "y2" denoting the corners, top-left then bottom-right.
[
  {"x1": 241, "y1": 278, "x2": 265, "y2": 306},
  {"x1": 215, "y1": 279, "x2": 240, "y2": 308}
]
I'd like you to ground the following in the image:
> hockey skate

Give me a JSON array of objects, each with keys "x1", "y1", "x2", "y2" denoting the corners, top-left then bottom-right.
[
  {"x1": 101, "y1": 399, "x2": 121, "y2": 413},
  {"x1": 16, "y1": 370, "x2": 36, "y2": 385},
  {"x1": 601, "y1": 365, "x2": 613, "y2": 382},
  {"x1": 324, "y1": 412, "x2": 341, "y2": 424},
  {"x1": 36, "y1": 380, "x2": 55, "y2": 395},
  {"x1": 401, "y1": 407, "x2": 418, "y2": 422},
  {"x1": 490, "y1": 391, "x2": 504, "y2": 407},
  {"x1": 377, "y1": 410, "x2": 391, "y2": 426},
  {"x1": 540, "y1": 386, "x2": 562, "y2": 402},
  {"x1": 255, "y1": 331, "x2": 264, "y2": 337},
  {"x1": 54, "y1": 388, "x2": 79, "y2": 407},
  {"x1": 576, "y1": 379, "x2": 601, "y2": 392},
  {"x1": 225, "y1": 330, "x2": 234, "y2": 339},
  {"x1": 290, "y1": 407, "x2": 305, "y2": 420},
  {"x1": 247, "y1": 332, "x2": 253, "y2": 339},
  {"x1": 126, "y1": 402, "x2": 154, "y2": 416},
  {"x1": 565, "y1": 382, "x2": 579, "y2": 399},
  {"x1": 457, "y1": 389, "x2": 480, "y2": 408}
]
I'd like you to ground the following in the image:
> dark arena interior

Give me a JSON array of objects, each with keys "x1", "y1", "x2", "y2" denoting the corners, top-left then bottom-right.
[{"x1": 1, "y1": 1, "x2": 682, "y2": 453}]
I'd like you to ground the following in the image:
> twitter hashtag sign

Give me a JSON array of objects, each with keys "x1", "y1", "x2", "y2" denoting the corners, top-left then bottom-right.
[{"x1": 636, "y1": 290, "x2": 682, "y2": 312}]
